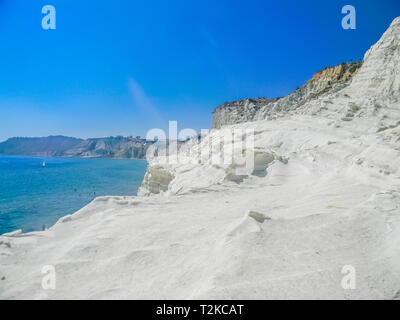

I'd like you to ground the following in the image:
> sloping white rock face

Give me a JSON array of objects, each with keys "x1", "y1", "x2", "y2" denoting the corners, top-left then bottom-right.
[
  {"x1": 1, "y1": 17, "x2": 400, "y2": 300},
  {"x1": 349, "y1": 17, "x2": 400, "y2": 97}
]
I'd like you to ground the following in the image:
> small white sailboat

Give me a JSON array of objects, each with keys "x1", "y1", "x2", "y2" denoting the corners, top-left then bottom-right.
[{"x1": 42, "y1": 161, "x2": 46, "y2": 167}]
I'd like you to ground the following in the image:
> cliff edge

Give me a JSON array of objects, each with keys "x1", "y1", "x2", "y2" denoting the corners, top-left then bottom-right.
[{"x1": 212, "y1": 61, "x2": 362, "y2": 129}]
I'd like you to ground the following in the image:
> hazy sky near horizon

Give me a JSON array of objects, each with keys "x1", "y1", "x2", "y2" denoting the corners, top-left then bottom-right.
[{"x1": 0, "y1": 0, "x2": 399, "y2": 141}]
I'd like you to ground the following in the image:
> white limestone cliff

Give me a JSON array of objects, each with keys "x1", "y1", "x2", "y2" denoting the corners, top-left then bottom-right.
[{"x1": 1, "y1": 17, "x2": 400, "y2": 300}]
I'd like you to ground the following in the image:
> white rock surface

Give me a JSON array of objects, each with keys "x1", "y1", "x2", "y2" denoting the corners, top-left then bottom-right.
[{"x1": 1, "y1": 17, "x2": 400, "y2": 300}]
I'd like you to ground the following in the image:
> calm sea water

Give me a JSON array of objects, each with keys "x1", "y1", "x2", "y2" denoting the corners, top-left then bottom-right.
[{"x1": 0, "y1": 155, "x2": 147, "y2": 235}]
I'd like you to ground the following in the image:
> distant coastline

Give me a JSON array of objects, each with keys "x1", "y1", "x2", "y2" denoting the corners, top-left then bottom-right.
[
  {"x1": 0, "y1": 135, "x2": 155, "y2": 160},
  {"x1": 0, "y1": 153, "x2": 149, "y2": 161}
]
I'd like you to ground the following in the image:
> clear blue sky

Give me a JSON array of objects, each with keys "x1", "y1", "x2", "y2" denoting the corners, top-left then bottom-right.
[{"x1": 0, "y1": 0, "x2": 399, "y2": 141}]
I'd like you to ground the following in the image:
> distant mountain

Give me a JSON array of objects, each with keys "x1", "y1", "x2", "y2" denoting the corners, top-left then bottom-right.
[
  {"x1": 0, "y1": 136, "x2": 83, "y2": 157},
  {"x1": 0, "y1": 135, "x2": 155, "y2": 159}
]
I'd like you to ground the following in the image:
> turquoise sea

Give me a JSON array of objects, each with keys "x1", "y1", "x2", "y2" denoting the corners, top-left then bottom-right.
[{"x1": 0, "y1": 155, "x2": 147, "y2": 235}]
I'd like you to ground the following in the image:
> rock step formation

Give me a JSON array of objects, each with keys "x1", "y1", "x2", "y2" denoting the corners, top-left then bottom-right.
[{"x1": 1, "y1": 16, "x2": 400, "y2": 300}]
